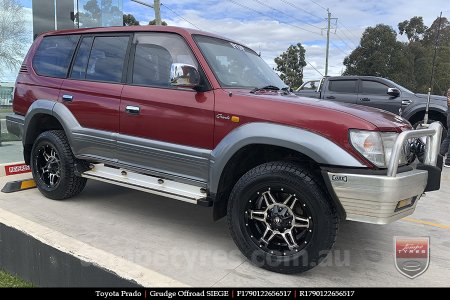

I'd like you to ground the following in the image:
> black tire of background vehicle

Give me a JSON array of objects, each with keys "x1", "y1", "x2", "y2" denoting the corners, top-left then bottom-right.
[
  {"x1": 227, "y1": 161, "x2": 339, "y2": 274},
  {"x1": 31, "y1": 130, "x2": 87, "y2": 200},
  {"x1": 413, "y1": 120, "x2": 447, "y2": 144}
]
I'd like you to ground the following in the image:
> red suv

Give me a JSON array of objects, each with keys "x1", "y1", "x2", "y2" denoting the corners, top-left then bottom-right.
[{"x1": 6, "y1": 26, "x2": 443, "y2": 274}]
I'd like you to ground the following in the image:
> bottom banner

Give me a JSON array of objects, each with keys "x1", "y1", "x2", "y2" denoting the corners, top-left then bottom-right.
[{"x1": 0, "y1": 288, "x2": 439, "y2": 298}]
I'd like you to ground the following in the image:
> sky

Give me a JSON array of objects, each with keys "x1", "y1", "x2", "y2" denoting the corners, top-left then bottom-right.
[
  {"x1": 122, "y1": 0, "x2": 448, "y2": 81},
  {"x1": 2, "y1": 0, "x2": 448, "y2": 83}
]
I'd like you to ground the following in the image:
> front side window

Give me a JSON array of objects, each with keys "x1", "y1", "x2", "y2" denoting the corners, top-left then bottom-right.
[
  {"x1": 361, "y1": 80, "x2": 389, "y2": 95},
  {"x1": 33, "y1": 35, "x2": 80, "y2": 78},
  {"x1": 131, "y1": 33, "x2": 198, "y2": 87},
  {"x1": 194, "y1": 35, "x2": 287, "y2": 89},
  {"x1": 85, "y1": 36, "x2": 130, "y2": 83},
  {"x1": 328, "y1": 80, "x2": 358, "y2": 93}
]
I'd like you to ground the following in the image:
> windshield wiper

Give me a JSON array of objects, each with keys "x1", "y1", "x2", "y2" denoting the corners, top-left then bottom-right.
[{"x1": 250, "y1": 85, "x2": 280, "y2": 93}]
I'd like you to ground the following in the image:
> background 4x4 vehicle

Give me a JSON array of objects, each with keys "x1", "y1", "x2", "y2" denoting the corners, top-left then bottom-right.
[
  {"x1": 6, "y1": 26, "x2": 444, "y2": 274},
  {"x1": 295, "y1": 76, "x2": 448, "y2": 139}
]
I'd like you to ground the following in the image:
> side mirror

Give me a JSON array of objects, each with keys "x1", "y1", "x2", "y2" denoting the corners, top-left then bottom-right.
[
  {"x1": 387, "y1": 87, "x2": 400, "y2": 97},
  {"x1": 170, "y1": 63, "x2": 200, "y2": 89}
]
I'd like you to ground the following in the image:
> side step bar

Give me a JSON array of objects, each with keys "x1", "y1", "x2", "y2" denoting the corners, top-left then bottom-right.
[{"x1": 82, "y1": 164, "x2": 209, "y2": 205}]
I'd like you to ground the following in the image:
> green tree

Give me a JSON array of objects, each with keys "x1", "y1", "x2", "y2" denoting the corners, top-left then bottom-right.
[
  {"x1": 149, "y1": 19, "x2": 168, "y2": 26},
  {"x1": 123, "y1": 13, "x2": 139, "y2": 26},
  {"x1": 343, "y1": 25, "x2": 408, "y2": 82},
  {"x1": 0, "y1": 0, "x2": 27, "y2": 76},
  {"x1": 414, "y1": 16, "x2": 450, "y2": 94},
  {"x1": 398, "y1": 16, "x2": 427, "y2": 42},
  {"x1": 274, "y1": 43, "x2": 306, "y2": 89},
  {"x1": 422, "y1": 16, "x2": 450, "y2": 47},
  {"x1": 344, "y1": 16, "x2": 450, "y2": 94}
]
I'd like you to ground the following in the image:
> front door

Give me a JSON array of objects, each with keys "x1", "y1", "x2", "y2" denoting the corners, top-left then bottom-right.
[
  {"x1": 357, "y1": 79, "x2": 402, "y2": 114},
  {"x1": 119, "y1": 32, "x2": 214, "y2": 184}
]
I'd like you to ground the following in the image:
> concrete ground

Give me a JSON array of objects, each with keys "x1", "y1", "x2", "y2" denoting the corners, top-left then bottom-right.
[
  {"x1": 0, "y1": 169, "x2": 449, "y2": 287},
  {"x1": 0, "y1": 115, "x2": 23, "y2": 164},
  {"x1": 0, "y1": 141, "x2": 23, "y2": 164}
]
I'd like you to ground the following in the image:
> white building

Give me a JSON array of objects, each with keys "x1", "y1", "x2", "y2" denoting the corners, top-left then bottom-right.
[{"x1": 0, "y1": 82, "x2": 14, "y2": 106}]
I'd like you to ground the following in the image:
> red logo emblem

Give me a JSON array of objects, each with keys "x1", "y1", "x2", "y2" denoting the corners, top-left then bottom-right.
[
  {"x1": 5, "y1": 163, "x2": 31, "y2": 176},
  {"x1": 394, "y1": 236, "x2": 430, "y2": 278}
]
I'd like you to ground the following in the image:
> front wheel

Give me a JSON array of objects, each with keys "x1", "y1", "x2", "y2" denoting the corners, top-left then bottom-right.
[
  {"x1": 31, "y1": 130, "x2": 87, "y2": 200},
  {"x1": 413, "y1": 120, "x2": 447, "y2": 145},
  {"x1": 227, "y1": 162, "x2": 339, "y2": 274}
]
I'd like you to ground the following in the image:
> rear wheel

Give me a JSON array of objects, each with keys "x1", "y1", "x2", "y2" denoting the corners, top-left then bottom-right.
[
  {"x1": 31, "y1": 130, "x2": 87, "y2": 200},
  {"x1": 227, "y1": 161, "x2": 338, "y2": 274}
]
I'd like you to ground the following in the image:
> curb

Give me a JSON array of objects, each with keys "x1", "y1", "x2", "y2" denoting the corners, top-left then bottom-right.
[
  {"x1": 1, "y1": 178, "x2": 36, "y2": 193},
  {"x1": 0, "y1": 207, "x2": 188, "y2": 287}
]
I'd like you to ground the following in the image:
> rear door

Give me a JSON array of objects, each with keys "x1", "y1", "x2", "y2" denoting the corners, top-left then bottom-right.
[
  {"x1": 60, "y1": 34, "x2": 131, "y2": 161},
  {"x1": 323, "y1": 79, "x2": 358, "y2": 104},
  {"x1": 357, "y1": 79, "x2": 401, "y2": 114}
]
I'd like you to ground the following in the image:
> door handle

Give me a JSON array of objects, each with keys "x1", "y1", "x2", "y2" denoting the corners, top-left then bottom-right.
[
  {"x1": 62, "y1": 94, "x2": 73, "y2": 102},
  {"x1": 125, "y1": 105, "x2": 140, "y2": 115},
  {"x1": 401, "y1": 99, "x2": 412, "y2": 106},
  {"x1": 325, "y1": 96, "x2": 335, "y2": 99},
  {"x1": 360, "y1": 98, "x2": 370, "y2": 101}
]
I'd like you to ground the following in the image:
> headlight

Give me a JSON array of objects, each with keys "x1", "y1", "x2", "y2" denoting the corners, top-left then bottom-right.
[{"x1": 349, "y1": 130, "x2": 408, "y2": 168}]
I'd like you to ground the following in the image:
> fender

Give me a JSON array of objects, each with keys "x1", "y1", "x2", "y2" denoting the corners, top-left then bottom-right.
[
  {"x1": 208, "y1": 122, "x2": 365, "y2": 194},
  {"x1": 402, "y1": 103, "x2": 447, "y2": 123},
  {"x1": 23, "y1": 100, "x2": 57, "y2": 146}
]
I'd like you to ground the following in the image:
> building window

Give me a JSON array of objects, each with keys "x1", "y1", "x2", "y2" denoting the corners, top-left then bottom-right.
[{"x1": 77, "y1": 0, "x2": 124, "y2": 28}]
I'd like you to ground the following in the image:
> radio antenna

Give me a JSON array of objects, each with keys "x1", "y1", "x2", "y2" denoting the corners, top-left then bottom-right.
[{"x1": 423, "y1": 11, "x2": 443, "y2": 126}]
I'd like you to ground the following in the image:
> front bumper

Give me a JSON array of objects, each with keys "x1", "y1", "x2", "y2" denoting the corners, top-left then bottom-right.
[
  {"x1": 327, "y1": 169, "x2": 427, "y2": 224},
  {"x1": 325, "y1": 122, "x2": 443, "y2": 225}
]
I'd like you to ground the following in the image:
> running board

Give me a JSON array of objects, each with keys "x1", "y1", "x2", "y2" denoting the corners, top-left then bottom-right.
[{"x1": 81, "y1": 164, "x2": 207, "y2": 205}]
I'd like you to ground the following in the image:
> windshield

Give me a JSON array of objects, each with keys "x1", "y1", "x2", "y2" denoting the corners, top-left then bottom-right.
[
  {"x1": 384, "y1": 78, "x2": 414, "y2": 94},
  {"x1": 194, "y1": 35, "x2": 288, "y2": 89}
]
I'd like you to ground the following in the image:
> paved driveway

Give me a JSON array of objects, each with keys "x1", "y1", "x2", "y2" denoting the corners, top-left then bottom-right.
[{"x1": 0, "y1": 168, "x2": 449, "y2": 287}]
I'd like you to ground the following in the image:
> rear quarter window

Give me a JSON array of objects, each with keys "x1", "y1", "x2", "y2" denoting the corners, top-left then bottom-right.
[{"x1": 32, "y1": 35, "x2": 80, "y2": 78}]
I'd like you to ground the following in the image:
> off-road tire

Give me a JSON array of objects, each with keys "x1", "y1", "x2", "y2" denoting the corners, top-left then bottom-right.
[
  {"x1": 31, "y1": 130, "x2": 87, "y2": 200},
  {"x1": 227, "y1": 161, "x2": 339, "y2": 274}
]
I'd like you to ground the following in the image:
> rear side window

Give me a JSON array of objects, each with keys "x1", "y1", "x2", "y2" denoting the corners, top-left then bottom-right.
[
  {"x1": 328, "y1": 80, "x2": 357, "y2": 93},
  {"x1": 85, "y1": 36, "x2": 130, "y2": 83},
  {"x1": 71, "y1": 37, "x2": 94, "y2": 80},
  {"x1": 33, "y1": 35, "x2": 80, "y2": 78}
]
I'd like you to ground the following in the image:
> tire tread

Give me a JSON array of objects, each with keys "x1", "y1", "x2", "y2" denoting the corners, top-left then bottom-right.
[{"x1": 227, "y1": 161, "x2": 339, "y2": 274}]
